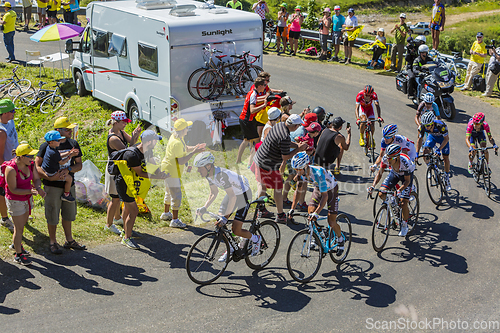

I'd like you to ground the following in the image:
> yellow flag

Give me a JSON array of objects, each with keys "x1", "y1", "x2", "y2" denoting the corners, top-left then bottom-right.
[
  {"x1": 347, "y1": 25, "x2": 364, "y2": 41},
  {"x1": 116, "y1": 160, "x2": 151, "y2": 199}
]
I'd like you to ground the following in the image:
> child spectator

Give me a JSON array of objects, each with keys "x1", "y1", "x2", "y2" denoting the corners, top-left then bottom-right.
[
  {"x1": 41, "y1": 130, "x2": 78, "y2": 202},
  {"x1": 296, "y1": 121, "x2": 321, "y2": 153}
]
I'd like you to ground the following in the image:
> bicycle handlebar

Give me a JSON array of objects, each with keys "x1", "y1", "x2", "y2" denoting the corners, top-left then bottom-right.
[
  {"x1": 472, "y1": 146, "x2": 498, "y2": 156},
  {"x1": 357, "y1": 119, "x2": 383, "y2": 128}
]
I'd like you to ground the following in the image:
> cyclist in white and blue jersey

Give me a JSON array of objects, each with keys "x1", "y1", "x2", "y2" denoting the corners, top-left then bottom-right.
[
  {"x1": 415, "y1": 93, "x2": 441, "y2": 127},
  {"x1": 368, "y1": 144, "x2": 415, "y2": 237},
  {"x1": 287, "y1": 152, "x2": 344, "y2": 254},
  {"x1": 371, "y1": 124, "x2": 417, "y2": 172}
]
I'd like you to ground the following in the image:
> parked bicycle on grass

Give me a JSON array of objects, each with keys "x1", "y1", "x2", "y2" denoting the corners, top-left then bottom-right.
[
  {"x1": 14, "y1": 80, "x2": 65, "y2": 113},
  {"x1": 0, "y1": 66, "x2": 31, "y2": 97}
]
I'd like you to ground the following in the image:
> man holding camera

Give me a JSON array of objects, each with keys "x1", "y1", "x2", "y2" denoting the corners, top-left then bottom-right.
[
  {"x1": 252, "y1": 0, "x2": 269, "y2": 45},
  {"x1": 483, "y1": 43, "x2": 500, "y2": 97},
  {"x1": 461, "y1": 32, "x2": 488, "y2": 91},
  {"x1": 314, "y1": 117, "x2": 351, "y2": 176}
]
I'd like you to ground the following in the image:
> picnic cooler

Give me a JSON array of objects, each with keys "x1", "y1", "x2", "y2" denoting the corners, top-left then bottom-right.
[{"x1": 395, "y1": 72, "x2": 408, "y2": 94}]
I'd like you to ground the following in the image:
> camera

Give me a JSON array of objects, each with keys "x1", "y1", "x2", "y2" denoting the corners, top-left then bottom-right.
[
  {"x1": 322, "y1": 112, "x2": 333, "y2": 127},
  {"x1": 486, "y1": 39, "x2": 496, "y2": 50},
  {"x1": 319, "y1": 22, "x2": 324, "y2": 30}
]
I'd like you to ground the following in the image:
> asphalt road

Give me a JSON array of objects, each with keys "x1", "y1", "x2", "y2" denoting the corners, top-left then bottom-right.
[{"x1": 2, "y1": 33, "x2": 500, "y2": 332}]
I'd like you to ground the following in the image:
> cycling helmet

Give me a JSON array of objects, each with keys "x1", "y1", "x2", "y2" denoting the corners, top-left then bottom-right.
[
  {"x1": 420, "y1": 111, "x2": 436, "y2": 126},
  {"x1": 386, "y1": 144, "x2": 402, "y2": 157},
  {"x1": 364, "y1": 85, "x2": 374, "y2": 95},
  {"x1": 382, "y1": 124, "x2": 398, "y2": 139},
  {"x1": 423, "y1": 92, "x2": 435, "y2": 104},
  {"x1": 472, "y1": 112, "x2": 485, "y2": 124},
  {"x1": 291, "y1": 151, "x2": 309, "y2": 169},
  {"x1": 193, "y1": 152, "x2": 215, "y2": 168},
  {"x1": 415, "y1": 35, "x2": 426, "y2": 44},
  {"x1": 312, "y1": 106, "x2": 326, "y2": 122},
  {"x1": 418, "y1": 44, "x2": 429, "y2": 53}
]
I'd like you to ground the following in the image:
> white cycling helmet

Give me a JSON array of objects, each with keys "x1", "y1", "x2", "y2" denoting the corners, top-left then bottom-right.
[
  {"x1": 418, "y1": 44, "x2": 429, "y2": 53},
  {"x1": 423, "y1": 93, "x2": 435, "y2": 104},
  {"x1": 290, "y1": 151, "x2": 309, "y2": 169},
  {"x1": 421, "y1": 111, "x2": 436, "y2": 126},
  {"x1": 415, "y1": 35, "x2": 426, "y2": 44},
  {"x1": 386, "y1": 144, "x2": 402, "y2": 157},
  {"x1": 193, "y1": 152, "x2": 215, "y2": 168}
]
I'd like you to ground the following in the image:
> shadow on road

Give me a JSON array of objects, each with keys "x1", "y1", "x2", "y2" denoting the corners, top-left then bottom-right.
[
  {"x1": 436, "y1": 189, "x2": 494, "y2": 219},
  {"x1": 0, "y1": 260, "x2": 40, "y2": 315}
]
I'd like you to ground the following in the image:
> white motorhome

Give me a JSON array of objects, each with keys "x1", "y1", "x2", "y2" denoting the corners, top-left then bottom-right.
[{"x1": 68, "y1": 0, "x2": 263, "y2": 136}]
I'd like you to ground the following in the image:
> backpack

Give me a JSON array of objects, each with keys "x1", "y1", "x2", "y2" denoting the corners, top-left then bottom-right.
[
  {"x1": 472, "y1": 74, "x2": 486, "y2": 92},
  {"x1": 0, "y1": 160, "x2": 15, "y2": 189},
  {"x1": 107, "y1": 146, "x2": 140, "y2": 176},
  {"x1": 305, "y1": 47, "x2": 317, "y2": 56}
]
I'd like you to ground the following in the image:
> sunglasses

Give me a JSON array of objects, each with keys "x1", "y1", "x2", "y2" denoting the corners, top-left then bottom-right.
[
  {"x1": 388, "y1": 155, "x2": 399, "y2": 160},
  {"x1": 24, "y1": 155, "x2": 34, "y2": 159},
  {"x1": 473, "y1": 122, "x2": 483, "y2": 125},
  {"x1": 424, "y1": 124, "x2": 433, "y2": 128}
]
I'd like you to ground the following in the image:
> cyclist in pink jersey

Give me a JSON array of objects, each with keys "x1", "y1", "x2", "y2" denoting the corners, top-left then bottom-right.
[{"x1": 465, "y1": 112, "x2": 498, "y2": 173}]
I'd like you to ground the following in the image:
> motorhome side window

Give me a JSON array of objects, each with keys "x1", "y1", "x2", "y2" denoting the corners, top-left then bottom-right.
[
  {"x1": 108, "y1": 33, "x2": 127, "y2": 58},
  {"x1": 92, "y1": 29, "x2": 109, "y2": 57},
  {"x1": 138, "y1": 42, "x2": 158, "y2": 74},
  {"x1": 81, "y1": 28, "x2": 91, "y2": 53}
]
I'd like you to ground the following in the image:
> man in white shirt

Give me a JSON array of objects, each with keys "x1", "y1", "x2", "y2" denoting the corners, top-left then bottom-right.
[{"x1": 341, "y1": 8, "x2": 358, "y2": 65}]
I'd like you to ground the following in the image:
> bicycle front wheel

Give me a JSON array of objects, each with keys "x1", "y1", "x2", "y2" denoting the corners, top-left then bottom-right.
[
  {"x1": 372, "y1": 205, "x2": 390, "y2": 252},
  {"x1": 406, "y1": 191, "x2": 420, "y2": 236},
  {"x1": 368, "y1": 130, "x2": 375, "y2": 163},
  {"x1": 297, "y1": 36, "x2": 305, "y2": 53},
  {"x1": 238, "y1": 65, "x2": 263, "y2": 95},
  {"x1": 482, "y1": 161, "x2": 491, "y2": 197},
  {"x1": 245, "y1": 220, "x2": 280, "y2": 270},
  {"x1": 330, "y1": 213, "x2": 352, "y2": 264},
  {"x1": 40, "y1": 94, "x2": 64, "y2": 113},
  {"x1": 196, "y1": 69, "x2": 224, "y2": 100},
  {"x1": 14, "y1": 90, "x2": 36, "y2": 108},
  {"x1": 264, "y1": 30, "x2": 277, "y2": 50},
  {"x1": 187, "y1": 67, "x2": 206, "y2": 101},
  {"x1": 186, "y1": 231, "x2": 230, "y2": 285},
  {"x1": 426, "y1": 166, "x2": 443, "y2": 205},
  {"x1": 286, "y1": 230, "x2": 322, "y2": 283},
  {"x1": 8, "y1": 79, "x2": 31, "y2": 96}
]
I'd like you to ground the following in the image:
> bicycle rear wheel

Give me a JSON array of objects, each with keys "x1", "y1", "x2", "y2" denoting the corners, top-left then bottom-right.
[
  {"x1": 186, "y1": 231, "x2": 230, "y2": 285},
  {"x1": 8, "y1": 79, "x2": 31, "y2": 97},
  {"x1": 330, "y1": 213, "x2": 352, "y2": 264},
  {"x1": 264, "y1": 29, "x2": 277, "y2": 50},
  {"x1": 40, "y1": 94, "x2": 63, "y2": 113},
  {"x1": 187, "y1": 67, "x2": 206, "y2": 101},
  {"x1": 426, "y1": 166, "x2": 443, "y2": 205},
  {"x1": 14, "y1": 90, "x2": 37, "y2": 108},
  {"x1": 406, "y1": 191, "x2": 420, "y2": 236},
  {"x1": 372, "y1": 205, "x2": 390, "y2": 252},
  {"x1": 482, "y1": 161, "x2": 491, "y2": 197},
  {"x1": 245, "y1": 220, "x2": 280, "y2": 270},
  {"x1": 196, "y1": 69, "x2": 224, "y2": 100},
  {"x1": 238, "y1": 65, "x2": 263, "y2": 95},
  {"x1": 368, "y1": 130, "x2": 375, "y2": 163},
  {"x1": 297, "y1": 36, "x2": 305, "y2": 53},
  {"x1": 286, "y1": 230, "x2": 322, "y2": 283}
]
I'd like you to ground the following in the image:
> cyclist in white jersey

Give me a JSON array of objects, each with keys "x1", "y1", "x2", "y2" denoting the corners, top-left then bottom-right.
[
  {"x1": 371, "y1": 124, "x2": 416, "y2": 172},
  {"x1": 288, "y1": 152, "x2": 344, "y2": 254}
]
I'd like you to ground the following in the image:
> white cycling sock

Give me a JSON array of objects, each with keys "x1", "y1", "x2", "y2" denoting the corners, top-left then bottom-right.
[
  {"x1": 337, "y1": 236, "x2": 344, "y2": 243},
  {"x1": 250, "y1": 234, "x2": 259, "y2": 243}
]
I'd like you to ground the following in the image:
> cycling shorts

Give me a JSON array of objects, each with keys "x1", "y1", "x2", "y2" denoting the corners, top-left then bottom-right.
[
  {"x1": 430, "y1": 23, "x2": 442, "y2": 31},
  {"x1": 358, "y1": 102, "x2": 375, "y2": 119},
  {"x1": 289, "y1": 30, "x2": 300, "y2": 39},
  {"x1": 309, "y1": 185, "x2": 339, "y2": 215},
  {"x1": 219, "y1": 189, "x2": 252, "y2": 221},
  {"x1": 381, "y1": 173, "x2": 413, "y2": 200},
  {"x1": 469, "y1": 133, "x2": 486, "y2": 146},
  {"x1": 424, "y1": 135, "x2": 450, "y2": 155}
]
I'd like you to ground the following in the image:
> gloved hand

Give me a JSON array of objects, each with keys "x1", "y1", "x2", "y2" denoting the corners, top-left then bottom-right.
[
  {"x1": 493, "y1": 144, "x2": 498, "y2": 149},
  {"x1": 370, "y1": 164, "x2": 377, "y2": 172},
  {"x1": 378, "y1": 117, "x2": 384, "y2": 123},
  {"x1": 367, "y1": 186, "x2": 374, "y2": 194},
  {"x1": 308, "y1": 212, "x2": 319, "y2": 221},
  {"x1": 196, "y1": 206, "x2": 207, "y2": 216},
  {"x1": 469, "y1": 146, "x2": 474, "y2": 152},
  {"x1": 217, "y1": 216, "x2": 228, "y2": 226},
  {"x1": 287, "y1": 209, "x2": 295, "y2": 218},
  {"x1": 356, "y1": 119, "x2": 360, "y2": 126},
  {"x1": 435, "y1": 148, "x2": 441, "y2": 156}
]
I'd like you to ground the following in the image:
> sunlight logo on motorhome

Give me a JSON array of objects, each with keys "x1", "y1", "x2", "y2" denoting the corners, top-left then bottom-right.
[{"x1": 202, "y1": 29, "x2": 233, "y2": 37}]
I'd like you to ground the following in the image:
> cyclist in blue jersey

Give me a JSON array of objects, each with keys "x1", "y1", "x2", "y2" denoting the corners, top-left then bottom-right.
[
  {"x1": 416, "y1": 111, "x2": 451, "y2": 191},
  {"x1": 368, "y1": 144, "x2": 415, "y2": 237},
  {"x1": 287, "y1": 151, "x2": 344, "y2": 254},
  {"x1": 415, "y1": 93, "x2": 441, "y2": 127},
  {"x1": 371, "y1": 124, "x2": 417, "y2": 172}
]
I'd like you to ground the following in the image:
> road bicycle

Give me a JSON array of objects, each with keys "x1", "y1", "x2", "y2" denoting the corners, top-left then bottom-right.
[
  {"x1": 358, "y1": 119, "x2": 382, "y2": 163},
  {"x1": 194, "y1": 50, "x2": 262, "y2": 101},
  {"x1": 370, "y1": 188, "x2": 420, "y2": 252},
  {"x1": 417, "y1": 152, "x2": 448, "y2": 205},
  {"x1": 286, "y1": 212, "x2": 352, "y2": 283},
  {"x1": 470, "y1": 146, "x2": 497, "y2": 197},
  {"x1": 14, "y1": 80, "x2": 65, "y2": 113},
  {"x1": 185, "y1": 197, "x2": 280, "y2": 285},
  {"x1": 0, "y1": 66, "x2": 31, "y2": 97},
  {"x1": 370, "y1": 166, "x2": 419, "y2": 217}
]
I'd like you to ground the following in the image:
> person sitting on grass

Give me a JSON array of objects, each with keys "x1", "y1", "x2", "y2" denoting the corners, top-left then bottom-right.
[{"x1": 41, "y1": 130, "x2": 79, "y2": 203}]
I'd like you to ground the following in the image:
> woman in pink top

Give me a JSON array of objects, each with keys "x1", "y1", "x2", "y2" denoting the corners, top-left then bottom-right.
[
  {"x1": 288, "y1": 5, "x2": 304, "y2": 56},
  {"x1": 4, "y1": 144, "x2": 46, "y2": 265}
]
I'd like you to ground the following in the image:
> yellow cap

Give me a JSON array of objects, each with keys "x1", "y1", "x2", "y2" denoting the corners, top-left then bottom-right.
[
  {"x1": 3, "y1": 2, "x2": 12, "y2": 7},
  {"x1": 54, "y1": 117, "x2": 76, "y2": 129},
  {"x1": 15, "y1": 144, "x2": 38, "y2": 156},
  {"x1": 173, "y1": 118, "x2": 193, "y2": 131}
]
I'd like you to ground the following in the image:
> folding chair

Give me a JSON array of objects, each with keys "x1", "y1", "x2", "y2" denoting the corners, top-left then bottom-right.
[{"x1": 25, "y1": 50, "x2": 47, "y2": 77}]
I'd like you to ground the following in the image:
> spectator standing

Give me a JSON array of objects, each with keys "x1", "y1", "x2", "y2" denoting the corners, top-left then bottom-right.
[
  {"x1": 429, "y1": 0, "x2": 445, "y2": 50},
  {"x1": 22, "y1": 0, "x2": 32, "y2": 31},
  {"x1": 226, "y1": 0, "x2": 242, "y2": 10},
  {"x1": 61, "y1": 0, "x2": 77, "y2": 24},
  {"x1": 253, "y1": 114, "x2": 308, "y2": 223},
  {"x1": 483, "y1": 46, "x2": 500, "y2": 97},
  {"x1": 47, "y1": 0, "x2": 59, "y2": 25},
  {"x1": 0, "y1": 2, "x2": 16, "y2": 62},
  {"x1": 160, "y1": 119, "x2": 205, "y2": 228},
  {"x1": 0, "y1": 99, "x2": 18, "y2": 232},
  {"x1": 117, "y1": 130, "x2": 169, "y2": 249},
  {"x1": 252, "y1": 0, "x2": 268, "y2": 45},
  {"x1": 329, "y1": 6, "x2": 344, "y2": 62},
  {"x1": 318, "y1": 8, "x2": 332, "y2": 60},
  {"x1": 36, "y1": 0, "x2": 48, "y2": 29},
  {"x1": 390, "y1": 13, "x2": 409, "y2": 72},
  {"x1": 276, "y1": 3, "x2": 289, "y2": 54},
  {"x1": 35, "y1": 117, "x2": 86, "y2": 254},
  {"x1": 288, "y1": 6, "x2": 303, "y2": 56},
  {"x1": 367, "y1": 28, "x2": 386, "y2": 69},
  {"x1": 461, "y1": 32, "x2": 488, "y2": 91},
  {"x1": 341, "y1": 8, "x2": 358, "y2": 65},
  {"x1": 104, "y1": 111, "x2": 141, "y2": 234},
  {"x1": 314, "y1": 117, "x2": 351, "y2": 175},
  {"x1": 5, "y1": 144, "x2": 46, "y2": 266}
]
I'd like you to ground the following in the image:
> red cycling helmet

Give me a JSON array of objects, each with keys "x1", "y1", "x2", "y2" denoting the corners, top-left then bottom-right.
[
  {"x1": 472, "y1": 112, "x2": 485, "y2": 124},
  {"x1": 364, "y1": 85, "x2": 374, "y2": 95}
]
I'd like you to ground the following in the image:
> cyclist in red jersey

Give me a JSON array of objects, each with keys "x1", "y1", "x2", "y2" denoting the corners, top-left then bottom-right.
[{"x1": 355, "y1": 85, "x2": 383, "y2": 147}]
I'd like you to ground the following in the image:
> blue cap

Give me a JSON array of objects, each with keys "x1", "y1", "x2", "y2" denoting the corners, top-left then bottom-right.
[
  {"x1": 141, "y1": 129, "x2": 162, "y2": 142},
  {"x1": 44, "y1": 130, "x2": 63, "y2": 142}
]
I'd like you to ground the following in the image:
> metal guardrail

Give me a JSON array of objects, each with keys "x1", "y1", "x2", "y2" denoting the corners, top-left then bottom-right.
[
  {"x1": 300, "y1": 28, "x2": 470, "y2": 67},
  {"x1": 12, "y1": 6, "x2": 87, "y2": 19}
]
